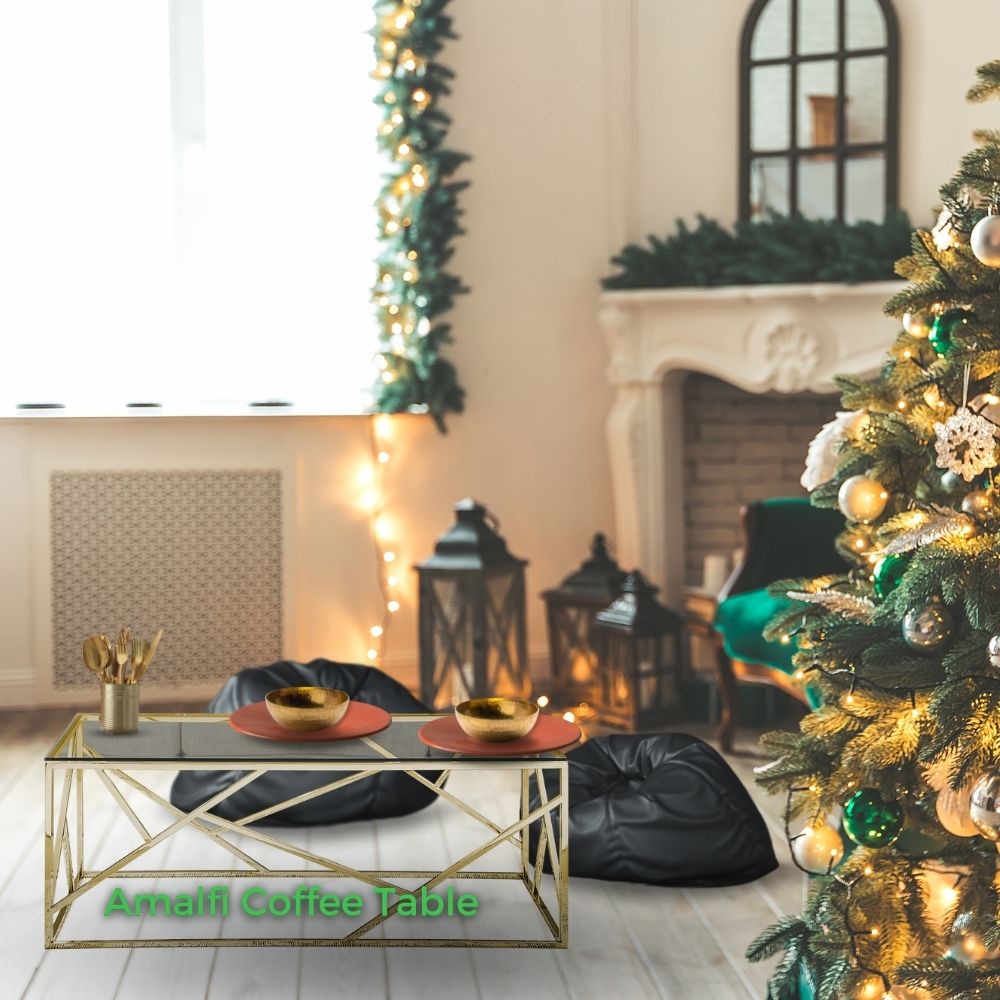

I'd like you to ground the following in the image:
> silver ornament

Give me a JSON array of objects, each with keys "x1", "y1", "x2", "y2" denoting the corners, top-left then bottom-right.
[
  {"x1": 949, "y1": 911, "x2": 1000, "y2": 963},
  {"x1": 961, "y1": 489, "x2": 995, "y2": 522},
  {"x1": 970, "y1": 771, "x2": 1000, "y2": 841},
  {"x1": 971, "y1": 213, "x2": 1000, "y2": 268},
  {"x1": 837, "y1": 475, "x2": 889, "y2": 523},
  {"x1": 989, "y1": 634, "x2": 1000, "y2": 668},
  {"x1": 940, "y1": 470, "x2": 966, "y2": 495},
  {"x1": 902, "y1": 596, "x2": 954, "y2": 654},
  {"x1": 902, "y1": 311, "x2": 934, "y2": 339}
]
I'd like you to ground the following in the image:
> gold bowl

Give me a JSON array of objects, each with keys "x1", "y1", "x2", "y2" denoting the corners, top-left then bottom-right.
[
  {"x1": 264, "y1": 686, "x2": 350, "y2": 731},
  {"x1": 455, "y1": 697, "x2": 540, "y2": 743}
]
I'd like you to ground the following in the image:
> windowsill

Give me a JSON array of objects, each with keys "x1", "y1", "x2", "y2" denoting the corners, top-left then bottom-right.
[{"x1": 0, "y1": 401, "x2": 390, "y2": 422}]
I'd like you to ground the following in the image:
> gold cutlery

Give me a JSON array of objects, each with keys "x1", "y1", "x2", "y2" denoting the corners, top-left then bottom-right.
[
  {"x1": 134, "y1": 628, "x2": 163, "y2": 684},
  {"x1": 99, "y1": 633, "x2": 114, "y2": 670},
  {"x1": 114, "y1": 628, "x2": 131, "y2": 685},
  {"x1": 130, "y1": 637, "x2": 149, "y2": 685},
  {"x1": 82, "y1": 636, "x2": 110, "y2": 682}
]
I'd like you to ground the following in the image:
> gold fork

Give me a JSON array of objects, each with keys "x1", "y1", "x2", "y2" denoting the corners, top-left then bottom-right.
[
  {"x1": 132, "y1": 629, "x2": 162, "y2": 685},
  {"x1": 130, "y1": 637, "x2": 149, "y2": 686},
  {"x1": 114, "y1": 628, "x2": 131, "y2": 685}
]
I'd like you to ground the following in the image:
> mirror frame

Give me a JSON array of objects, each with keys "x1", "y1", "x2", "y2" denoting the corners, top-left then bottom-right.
[{"x1": 738, "y1": 0, "x2": 900, "y2": 222}]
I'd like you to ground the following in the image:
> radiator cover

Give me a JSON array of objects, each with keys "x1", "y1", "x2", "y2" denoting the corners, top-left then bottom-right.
[{"x1": 50, "y1": 469, "x2": 283, "y2": 689}]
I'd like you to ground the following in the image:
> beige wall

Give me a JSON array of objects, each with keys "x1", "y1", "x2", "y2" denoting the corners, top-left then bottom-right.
[
  {"x1": 2, "y1": 0, "x2": 998, "y2": 706},
  {"x1": 635, "y1": 0, "x2": 1000, "y2": 232}
]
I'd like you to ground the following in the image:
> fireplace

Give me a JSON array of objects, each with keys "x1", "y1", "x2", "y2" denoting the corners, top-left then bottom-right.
[
  {"x1": 681, "y1": 374, "x2": 839, "y2": 587},
  {"x1": 600, "y1": 280, "x2": 903, "y2": 609}
]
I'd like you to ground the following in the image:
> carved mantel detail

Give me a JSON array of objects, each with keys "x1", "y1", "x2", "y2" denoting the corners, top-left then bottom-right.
[{"x1": 600, "y1": 281, "x2": 904, "y2": 607}]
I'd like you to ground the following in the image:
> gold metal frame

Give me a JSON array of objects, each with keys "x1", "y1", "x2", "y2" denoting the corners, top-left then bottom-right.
[{"x1": 44, "y1": 713, "x2": 569, "y2": 949}]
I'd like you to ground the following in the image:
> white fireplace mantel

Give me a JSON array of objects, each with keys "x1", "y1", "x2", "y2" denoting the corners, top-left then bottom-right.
[{"x1": 600, "y1": 280, "x2": 905, "y2": 608}]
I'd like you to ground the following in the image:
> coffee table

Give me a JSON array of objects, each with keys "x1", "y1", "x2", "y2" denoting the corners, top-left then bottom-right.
[{"x1": 44, "y1": 712, "x2": 569, "y2": 949}]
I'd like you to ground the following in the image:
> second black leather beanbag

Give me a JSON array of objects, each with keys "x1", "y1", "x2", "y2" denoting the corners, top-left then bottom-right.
[
  {"x1": 529, "y1": 732, "x2": 778, "y2": 886},
  {"x1": 169, "y1": 659, "x2": 442, "y2": 825}
]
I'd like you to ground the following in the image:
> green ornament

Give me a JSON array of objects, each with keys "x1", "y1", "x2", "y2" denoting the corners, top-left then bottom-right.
[
  {"x1": 872, "y1": 553, "x2": 909, "y2": 598},
  {"x1": 928, "y1": 308, "x2": 974, "y2": 357},
  {"x1": 842, "y1": 788, "x2": 903, "y2": 848}
]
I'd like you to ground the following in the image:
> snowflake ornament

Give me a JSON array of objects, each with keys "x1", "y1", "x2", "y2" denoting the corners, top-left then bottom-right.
[{"x1": 933, "y1": 406, "x2": 998, "y2": 481}]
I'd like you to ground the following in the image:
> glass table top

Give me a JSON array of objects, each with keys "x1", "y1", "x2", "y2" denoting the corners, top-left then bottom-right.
[{"x1": 45, "y1": 713, "x2": 567, "y2": 764}]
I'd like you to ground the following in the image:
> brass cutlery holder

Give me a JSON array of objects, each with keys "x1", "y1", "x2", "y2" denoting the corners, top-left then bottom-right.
[{"x1": 100, "y1": 683, "x2": 140, "y2": 734}]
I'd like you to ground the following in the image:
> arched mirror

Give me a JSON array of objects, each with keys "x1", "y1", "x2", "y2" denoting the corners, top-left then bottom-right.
[{"x1": 739, "y1": 0, "x2": 899, "y2": 222}]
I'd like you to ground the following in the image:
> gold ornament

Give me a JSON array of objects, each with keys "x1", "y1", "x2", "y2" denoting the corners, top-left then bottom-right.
[
  {"x1": 969, "y1": 391, "x2": 1000, "y2": 427},
  {"x1": 936, "y1": 782, "x2": 980, "y2": 837},
  {"x1": 960, "y1": 489, "x2": 995, "y2": 522},
  {"x1": 842, "y1": 526, "x2": 874, "y2": 559},
  {"x1": 949, "y1": 911, "x2": 1000, "y2": 963},
  {"x1": 885, "y1": 987, "x2": 932, "y2": 1000},
  {"x1": 838, "y1": 475, "x2": 889, "y2": 523},
  {"x1": 791, "y1": 823, "x2": 844, "y2": 873},
  {"x1": 902, "y1": 311, "x2": 934, "y2": 338}
]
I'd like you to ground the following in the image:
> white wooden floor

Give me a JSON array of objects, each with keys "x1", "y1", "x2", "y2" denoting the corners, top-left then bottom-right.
[{"x1": 0, "y1": 710, "x2": 803, "y2": 1000}]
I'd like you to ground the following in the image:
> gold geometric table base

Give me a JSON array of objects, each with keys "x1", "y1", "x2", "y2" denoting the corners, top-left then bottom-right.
[{"x1": 44, "y1": 714, "x2": 569, "y2": 949}]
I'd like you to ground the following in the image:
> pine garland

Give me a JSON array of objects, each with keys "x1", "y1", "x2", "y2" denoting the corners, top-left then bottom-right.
[
  {"x1": 746, "y1": 61, "x2": 1000, "y2": 1000},
  {"x1": 602, "y1": 212, "x2": 912, "y2": 290},
  {"x1": 370, "y1": 0, "x2": 468, "y2": 431}
]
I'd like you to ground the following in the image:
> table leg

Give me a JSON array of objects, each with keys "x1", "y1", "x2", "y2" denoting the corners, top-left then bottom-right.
[
  {"x1": 558, "y1": 761, "x2": 569, "y2": 946},
  {"x1": 520, "y1": 767, "x2": 530, "y2": 879},
  {"x1": 43, "y1": 763, "x2": 54, "y2": 948},
  {"x1": 74, "y1": 734, "x2": 84, "y2": 885}
]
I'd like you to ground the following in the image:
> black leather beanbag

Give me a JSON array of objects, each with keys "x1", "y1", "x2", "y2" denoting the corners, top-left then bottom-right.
[
  {"x1": 529, "y1": 733, "x2": 778, "y2": 886},
  {"x1": 169, "y1": 659, "x2": 441, "y2": 826}
]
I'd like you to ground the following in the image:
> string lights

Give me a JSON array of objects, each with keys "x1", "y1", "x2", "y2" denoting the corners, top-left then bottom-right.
[{"x1": 361, "y1": 414, "x2": 402, "y2": 667}]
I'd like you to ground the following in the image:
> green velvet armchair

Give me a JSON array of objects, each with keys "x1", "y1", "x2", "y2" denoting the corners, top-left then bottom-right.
[{"x1": 712, "y1": 497, "x2": 846, "y2": 752}]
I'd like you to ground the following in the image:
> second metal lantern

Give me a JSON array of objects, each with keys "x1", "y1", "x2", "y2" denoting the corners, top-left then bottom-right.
[
  {"x1": 591, "y1": 570, "x2": 683, "y2": 729},
  {"x1": 541, "y1": 533, "x2": 626, "y2": 704},
  {"x1": 416, "y1": 498, "x2": 529, "y2": 709}
]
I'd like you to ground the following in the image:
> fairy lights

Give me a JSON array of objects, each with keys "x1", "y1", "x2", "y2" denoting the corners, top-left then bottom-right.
[{"x1": 361, "y1": 413, "x2": 406, "y2": 667}]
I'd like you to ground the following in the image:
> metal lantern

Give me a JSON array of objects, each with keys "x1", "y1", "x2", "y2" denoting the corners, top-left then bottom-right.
[
  {"x1": 416, "y1": 498, "x2": 529, "y2": 709},
  {"x1": 591, "y1": 570, "x2": 683, "y2": 730},
  {"x1": 541, "y1": 533, "x2": 626, "y2": 703}
]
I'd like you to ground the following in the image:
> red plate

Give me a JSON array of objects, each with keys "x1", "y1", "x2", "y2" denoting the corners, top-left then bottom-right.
[
  {"x1": 418, "y1": 714, "x2": 581, "y2": 756},
  {"x1": 228, "y1": 700, "x2": 391, "y2": 742}
]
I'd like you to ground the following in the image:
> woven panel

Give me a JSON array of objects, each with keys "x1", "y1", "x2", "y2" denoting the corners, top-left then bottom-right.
[{"x1": 50, "y1": 469, "x2": 282, "y2": 689}]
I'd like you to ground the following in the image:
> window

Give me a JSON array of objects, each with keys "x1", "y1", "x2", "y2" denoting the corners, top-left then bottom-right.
[
  {"x1": 0, "y1": 1, "x2": 382, "y2": 415},
  {"x1": 739, "y1": 0, "x2": 899, "y2": 223}
]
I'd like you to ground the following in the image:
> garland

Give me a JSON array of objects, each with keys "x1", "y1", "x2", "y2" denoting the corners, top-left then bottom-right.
[
  {"x1": 603, "y1": 211, "x2": 912, "y2": 290},
  {"x1": 370, "y1": 0, "x2": 468, "y2": 431}
]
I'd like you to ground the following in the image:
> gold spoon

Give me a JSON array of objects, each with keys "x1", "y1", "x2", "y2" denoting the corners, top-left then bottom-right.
[
  {"x1": 82, "y1": 636, "x2": 110, "y2": 682},
  {"x1": 98, "y1": 634, "x2": 114, "y2": 671}
]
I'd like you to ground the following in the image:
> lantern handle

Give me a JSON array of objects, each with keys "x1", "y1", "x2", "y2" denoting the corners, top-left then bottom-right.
[{"x1": 483, "y1": 507, "x2": 501, "y2": 534}]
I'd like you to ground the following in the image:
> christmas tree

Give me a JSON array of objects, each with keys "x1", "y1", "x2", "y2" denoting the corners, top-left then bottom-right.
[{"x1": 747, "y1": 61, "x2": 1000, "y2": 1000}]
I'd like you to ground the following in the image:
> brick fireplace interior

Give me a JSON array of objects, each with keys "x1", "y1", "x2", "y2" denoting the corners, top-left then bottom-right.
[{"x1": 681, "y1": 373, "x2": 839, "y2": 589}]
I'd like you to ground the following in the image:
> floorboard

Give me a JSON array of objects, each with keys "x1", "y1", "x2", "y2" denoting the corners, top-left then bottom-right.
[{"x1": 1, "y1": 711, "x2": 804, "y2": 1000}]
